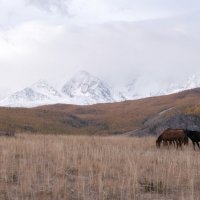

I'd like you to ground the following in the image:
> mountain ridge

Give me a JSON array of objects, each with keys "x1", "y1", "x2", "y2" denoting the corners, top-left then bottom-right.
[
  {"x1": 1, "y1": 71, "x2": 200, "y2": 107},
  {"x1": 0, "y1": 87, "x2": 200, "y2": 135}
]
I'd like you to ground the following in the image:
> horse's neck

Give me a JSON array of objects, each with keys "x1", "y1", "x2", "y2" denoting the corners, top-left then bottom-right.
[
  {"x1": 185, "y1": 130, "x2": 192, "y2": 137},
  {"x1": 158, "y1": 135, "x2": 162, "y2": 142}
]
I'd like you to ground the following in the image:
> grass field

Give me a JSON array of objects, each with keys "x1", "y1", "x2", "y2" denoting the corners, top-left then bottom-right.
[{"x1": 0, "y1": 134, "x2": 200, "y2": 200}]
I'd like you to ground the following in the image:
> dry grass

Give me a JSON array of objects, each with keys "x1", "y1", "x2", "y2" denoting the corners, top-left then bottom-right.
[{"x1": 0, "y1": 134, "x2": 200, "y2": 200}]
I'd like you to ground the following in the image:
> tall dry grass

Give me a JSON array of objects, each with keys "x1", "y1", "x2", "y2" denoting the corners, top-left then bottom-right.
[{"x1": 0, "y1": 134, "x2": 199, "y2": 200}]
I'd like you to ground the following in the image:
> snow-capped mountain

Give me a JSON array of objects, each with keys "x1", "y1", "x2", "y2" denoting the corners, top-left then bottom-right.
[
  {"x1": 0, "y1": 80, "x2": 62, "y2": 107},
  {"x1": 0, "y1": 72, "x2": 116, "y2": 107},
  {"x1": 1, "y1": 71, "x2": 200, "y2": 108},
  {"x1": 31, "y1": 80, "x2": 62, "y2": 99},
  {"x1": 121, "y1": 75, "x2": 197, "y2": 99},
  {"x1": 154, "y1": 74, "x2": 200, "y2": 96},
  {"x1": 62, "y1": 71, "x2": 114, "y2": 104},
  {"x1": 0, "y1": 88, "x2": 50, "y2": 107}
]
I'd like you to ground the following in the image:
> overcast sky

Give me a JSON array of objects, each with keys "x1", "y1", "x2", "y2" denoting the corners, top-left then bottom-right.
[{"x1": 0, "y1": 0, "x2": 200, "y2": 96}]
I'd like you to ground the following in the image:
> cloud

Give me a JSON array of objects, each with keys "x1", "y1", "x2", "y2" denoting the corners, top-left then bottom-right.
[
  {"x1": 26, "y1": 0, "x2": 69, "y2": 14},
  {"x1": 1, "y1": 13, "x2": 200, "y2": 88},
  {"x1": 0, "y1": 0, "x2": 199, "y2": 28},
  {"x1": 0, "y1": 0, "x2": 200, "y2": 96},
  {"x1": 0, "y1": 0, "x2": 70, "y2": 28}
]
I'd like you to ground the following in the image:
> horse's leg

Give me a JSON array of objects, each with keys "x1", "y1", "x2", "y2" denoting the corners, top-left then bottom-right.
[
  {"x1": 180, "y1": 140, "x2": 182, "y2": 150},
  {"x1": 176, "y1": 140, "x2": 179, "y2": 149},
  {"x1": 178, "y1": 140, "x2": 182, "y2": 150},
  {"x1": 177, "y1": 140, "x2": 181, "y2": 149},
  {"x1": 164, "y1": 140, "x2": 169, "y2": 149},
  {"x1": 192, "y1": 141, "x2": 196, "y2": 150},
  {"x1": 167, "y1": 140, "x2": 170, "y2": 149},
  {"x1": 163, "y1": 140, "x2": 165, "y2": 146},
  {"x1": 196, "y1": 142, "x2": 200, "y2": 149},
  {"x1": 161, "y1": 140, "x2": 163, "y2": 147},
  {"x1": 171, "y1": 140, "x2": 174, "y2": 147}
]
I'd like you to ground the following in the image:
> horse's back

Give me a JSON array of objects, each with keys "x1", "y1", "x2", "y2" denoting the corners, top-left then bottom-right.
[{"x1": 161, "y1": 129, "x2": 185, "y2": 140}]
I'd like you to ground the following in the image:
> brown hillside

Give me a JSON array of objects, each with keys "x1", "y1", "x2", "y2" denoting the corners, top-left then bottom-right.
[{"x1": 1, "y1": 88, "x2": 200, "y2": 135}]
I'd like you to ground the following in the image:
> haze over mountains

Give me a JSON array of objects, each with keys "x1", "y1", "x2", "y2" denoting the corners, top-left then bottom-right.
[{"x1": 1, "y1": 70, "x2": 200, "y2": 108}]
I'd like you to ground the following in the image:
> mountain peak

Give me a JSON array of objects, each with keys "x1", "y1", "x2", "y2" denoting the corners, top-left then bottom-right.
[
  {"x1": 0, "y1": 87, "x2": 50, "y2": 107},
  {"x1": 62, "y1": 71, "x2": 114, "y2": 103},
  {"x1": 31, "y1": 79, "x2": 61, "y2": 98},
  {"x1": 32, "y1": 79, "x2": 49, "y2": 87},
  {"x1": 75, "y1": 70, "x2": 91, "y2": 77},
  {"x1": 71, "y1": 70, "x2": 97, "y2": 84}
]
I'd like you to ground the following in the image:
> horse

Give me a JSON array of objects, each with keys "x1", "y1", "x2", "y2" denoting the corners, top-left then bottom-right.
[
  {"x1": 156, "y1": 128, "x2": 188, "y2": 149},
  {"x1": 184, "y1": 130, "x2": 200, "y2": 150}
]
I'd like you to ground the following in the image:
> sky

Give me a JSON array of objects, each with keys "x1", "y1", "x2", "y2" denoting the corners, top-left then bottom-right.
[{"x1": 0, "y1": 0, "x2": 200, "y2": 96}]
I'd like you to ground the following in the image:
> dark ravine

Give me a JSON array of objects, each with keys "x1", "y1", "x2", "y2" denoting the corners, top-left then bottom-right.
[{"x1": 128, "y1": 114, "x2": 200, "y2": 137}]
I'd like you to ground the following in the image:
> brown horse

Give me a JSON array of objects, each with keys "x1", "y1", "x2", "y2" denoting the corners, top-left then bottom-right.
[{"x1": 156, "y1": 128, "x2": 188, "y2": 149}]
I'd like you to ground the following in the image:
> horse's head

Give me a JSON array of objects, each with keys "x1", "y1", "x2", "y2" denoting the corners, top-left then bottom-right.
[{"x1": 156, "y1": 138, "x2": 161, "y2": 148}]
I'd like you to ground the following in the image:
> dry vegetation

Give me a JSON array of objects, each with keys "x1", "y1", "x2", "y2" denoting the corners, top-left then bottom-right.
[
  {"x1": 1, "y1": 88, "x2": 200, "y2": 135},
  {"x1": 0, "y1": 134, "x2": 200, "y2": 200}
]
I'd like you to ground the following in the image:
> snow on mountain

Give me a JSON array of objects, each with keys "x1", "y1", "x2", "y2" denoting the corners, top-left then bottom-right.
[
  {"x1": 0, "y1": 80, "x2": 63, "y2": 107},
  {"x1": 62, "y1": 71, "x2": 114, "y2": 104},
  {"x1": 120, "y1": 78, "x2": 163, "y2": 99},
  {"x1": 111, "y1": 88, "x2": 127, "y2": 102},
  {"x1": 120, "y1": 73, "x2": 200, "y2": 100},
  {"x1": 121, "y1": 79, "x2": 140, "y2": 99},
  {"x1": 183, "y1": 74, "x2": 200, "y2": 90},
  {"x1": 31, "y1": 80, "x2": 62, "y2": 99},
  {"x1": 0, "y1": 88, "x2": 50, "y2": 107},
  {"x1": 159, "y1": 83, "x2": 184, "y2": 95},
  {"x1": 1, "y1": 71, "x2": 200, "y2": 108},
  {"x1": 154, "y1": 74, "x2": 200, "y2": 96}
]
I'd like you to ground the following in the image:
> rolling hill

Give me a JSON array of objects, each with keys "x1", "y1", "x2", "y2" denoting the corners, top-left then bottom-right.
[{"x1": 1, "y1": 88, "x2": 200, "y2": 135}]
